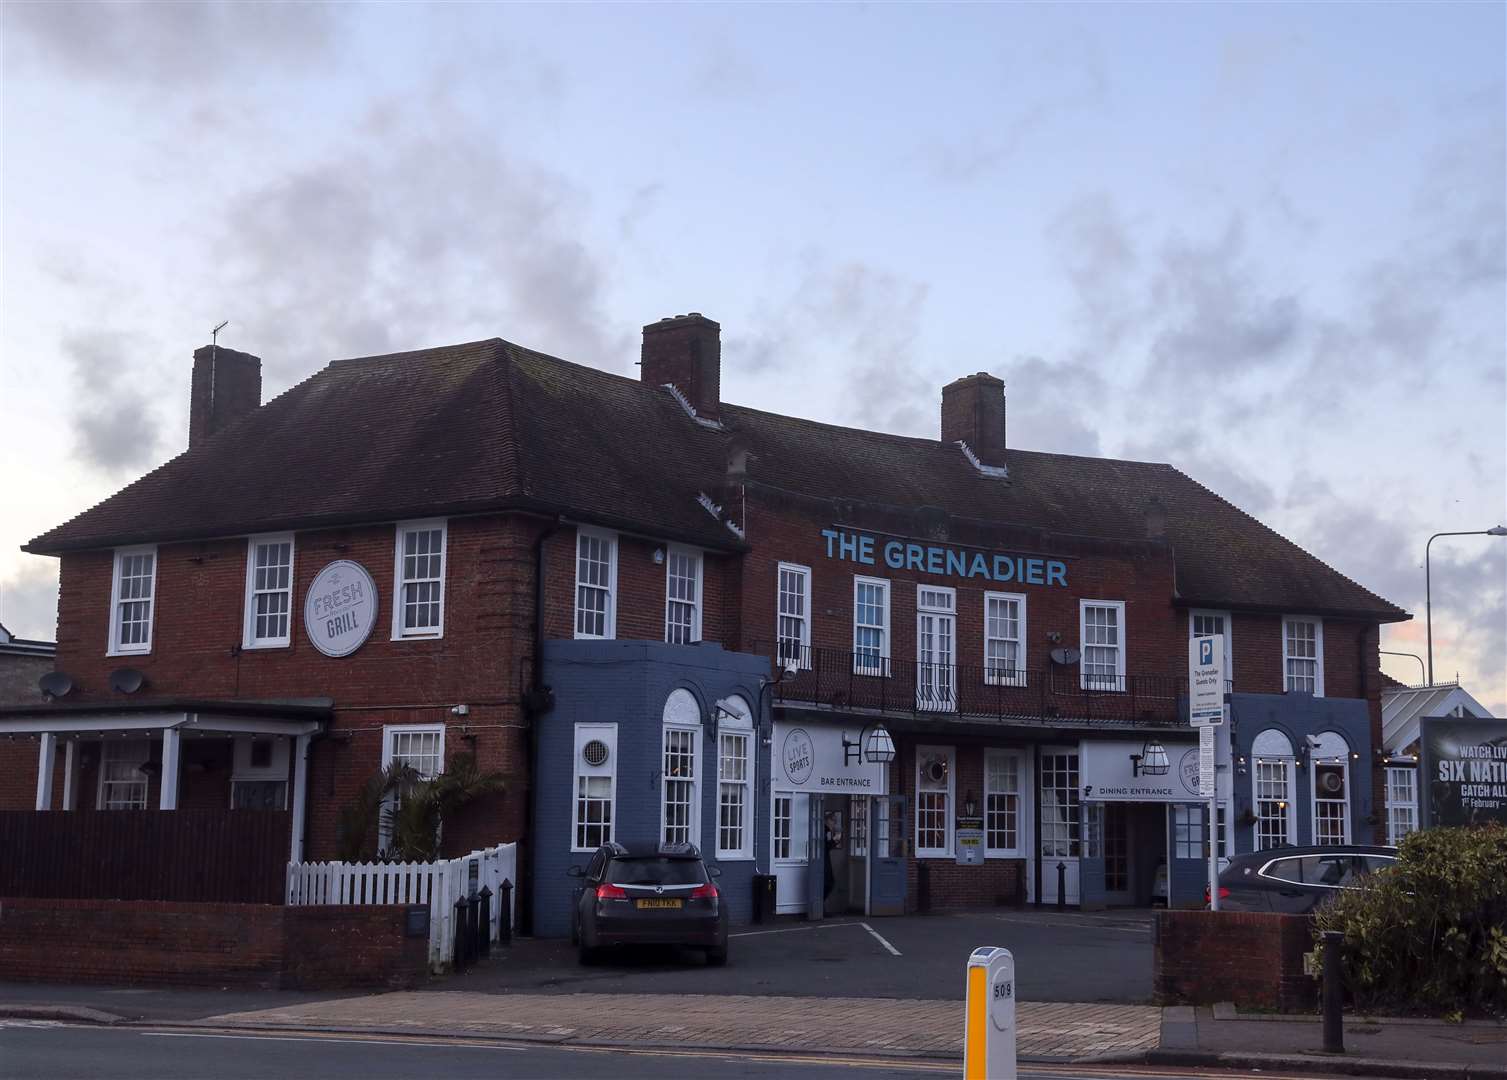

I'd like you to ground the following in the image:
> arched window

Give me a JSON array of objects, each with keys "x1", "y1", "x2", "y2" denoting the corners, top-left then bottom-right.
[
  {"x1": 1309, "y1": 731, "x2": 1351, "y2": 845},
  {"x1": 661, "y1": 689, "x2": 703, "y2": 847},
  {"x1": 715, "y1": 695, "x2": 753, "y2": 859},
  {"x1": 1251, "y1": 729, "x2": 1295, "y2": 851}
]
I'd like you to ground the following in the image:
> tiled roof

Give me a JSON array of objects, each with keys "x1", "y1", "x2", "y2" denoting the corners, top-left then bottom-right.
[{"x1": 26, "y1": 337, "x2": 1407, "y2": 620}]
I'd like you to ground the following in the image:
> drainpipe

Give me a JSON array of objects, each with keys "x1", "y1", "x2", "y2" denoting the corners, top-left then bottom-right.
[{"x1": 520, "y1": 517, "x2": 565, "y2": 936}]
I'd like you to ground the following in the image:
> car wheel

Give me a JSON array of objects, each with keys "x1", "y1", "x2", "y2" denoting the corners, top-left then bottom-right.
[{"x1": 705, "y1": 946, "x2": 728, "y2": 967}]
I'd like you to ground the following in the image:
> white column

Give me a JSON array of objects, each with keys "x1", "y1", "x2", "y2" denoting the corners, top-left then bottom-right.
[
  {"x1": 159, "y1": 728, "x2": 181, "y2": 810},
  {"x1": 289, "y1": 733, "x2": 311, "y2": 863},
  {"x1": 35, "y1": 733, "x2": 57, "y2": 811},
  {"x1": 62, "y1": 740, "x2": 80, "y2": 811}
]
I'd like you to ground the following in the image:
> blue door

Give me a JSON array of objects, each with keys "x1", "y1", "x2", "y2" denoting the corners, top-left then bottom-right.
[
  {"x1": 806, "y1": 794, "x2": 825, "y2": 920},
  {"x1": 869, "y1": 794, "x2": 907, "y2": 916}
]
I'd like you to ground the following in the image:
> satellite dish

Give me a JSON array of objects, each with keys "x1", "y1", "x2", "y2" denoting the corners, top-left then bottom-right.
[
  {"x1": 1050, "y1": 647, "x2": 1081, "y2": 666},
  {"x1": 109, "y1": 667, "x2": 149, "y2": 694},
  {"x1": 38, "y1": 671, "x2": 75, "y2": 699}
]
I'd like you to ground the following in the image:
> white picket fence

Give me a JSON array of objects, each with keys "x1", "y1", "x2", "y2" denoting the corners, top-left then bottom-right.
[{"x1": 286, "y1": 842, "x2": 517, "y2": 972}]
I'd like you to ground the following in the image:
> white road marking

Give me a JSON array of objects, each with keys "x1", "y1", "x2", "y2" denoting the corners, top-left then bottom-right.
[
  {"x1": 860, "y1": 921, "x2": 902, "y2": 956},
  {"x1": 729, "y1": 921, "x2": 853, "y2": 938},
  {"x1": 140, "y1": 1032, "x2": 521, "y2": 1051}
]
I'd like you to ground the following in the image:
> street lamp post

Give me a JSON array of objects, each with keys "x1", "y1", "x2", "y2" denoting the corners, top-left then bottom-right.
[{"x1": 1425, "y1": 526, "x2": 1507, "y2": 686}]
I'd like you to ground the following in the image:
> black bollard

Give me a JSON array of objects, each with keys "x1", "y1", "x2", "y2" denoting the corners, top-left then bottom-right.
[
  {"x1": 453, "y1": 895, "x2": 471, "y2": 972},
  {"x1": 477, "y1": 886, "x2": 493, "y2": 959},
  {"x1": 498, "y1": 879, "x2": 513, "y2": 945},
  {"x1": 1057, "y1": 862, "x2": 1067, "y2": 910},
  {"x1": 1322, "y1": 930, "x2": 1344, "y2": 1053}
]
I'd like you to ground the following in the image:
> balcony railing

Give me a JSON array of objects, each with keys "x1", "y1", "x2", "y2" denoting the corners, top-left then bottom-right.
[{"x1": 762, "y1": 642, "x2": 1209, "y2": 728}]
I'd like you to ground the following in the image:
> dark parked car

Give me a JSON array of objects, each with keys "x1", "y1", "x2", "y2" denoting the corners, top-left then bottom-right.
[
  {"x1": 1210, "y1": 845, "x2": 1398, "y2": 913},
  {"x1": 568, "y1": 841, "x2": 728, "y2": 966}
]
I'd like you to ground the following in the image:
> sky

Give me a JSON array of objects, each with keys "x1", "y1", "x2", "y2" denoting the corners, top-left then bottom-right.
[{"x1": 1, "y1": 2, "x2": 1503, "y2": 713}]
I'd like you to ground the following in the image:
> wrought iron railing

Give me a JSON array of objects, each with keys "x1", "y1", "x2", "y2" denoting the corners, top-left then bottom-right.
[{"x1": 761, "y1": 642, "x2": 1209, "y2": 728}]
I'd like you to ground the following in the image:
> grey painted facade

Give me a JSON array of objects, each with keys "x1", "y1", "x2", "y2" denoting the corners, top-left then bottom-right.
[{"x1": 532, "y1": 639, "x2": 772, "y2": 939}]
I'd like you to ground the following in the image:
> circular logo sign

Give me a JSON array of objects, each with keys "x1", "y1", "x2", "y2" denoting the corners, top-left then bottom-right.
[
  {"x1": 304, "y1": 560, "x2": 378, "y2": 658},
  {"x1": 1178, "y1": 749, "x2": 1201, "y2": 796},
  {"x1": 782, "y1": 728, "x2": 815, "y2": 786}
]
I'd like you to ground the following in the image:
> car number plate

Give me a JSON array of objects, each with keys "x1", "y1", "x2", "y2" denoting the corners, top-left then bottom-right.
[{"x1": 636, "y1": 898, "x2": 683, "y2": 910}]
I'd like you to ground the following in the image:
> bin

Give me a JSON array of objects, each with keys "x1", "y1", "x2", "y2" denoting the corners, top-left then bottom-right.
[{"x1": 752, "y1": 873, "x2": 778, "y2": 923}]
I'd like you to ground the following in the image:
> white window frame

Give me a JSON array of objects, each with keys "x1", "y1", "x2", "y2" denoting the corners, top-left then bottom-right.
[
  {"x1": 664, "y1": 544, "x2": 703, "y2": 645},
  {"x1": 776, "y1": 562, "x2": 812, "y2": 670},
  {"x1": 107, "y1": 545, "x2": 158, "y2": 656},
  {"x1": 97, "y1": 738, "x2": 151, "y2": 810},
  {"x1": 1079, "y1": 599, "x2": 1127, "y2": 691},
  {"x1": 1173, "y1": 804, "x2": 1206, "y2": 859},
  {"x1": 1188, "y1": 609, "x2": 1232, "y2": 678},
  {"x1": 572, "y1": 723, "x2": 618, "y2": 853},
  {"x1": 242, "y1": 533, "x2": 295, "y2": 649},
  {"x1": 916, "y1": 584, "x2": 957, "y2": 712},
  {"x1": 574, "y1": 526, "x2": 618, "y2": 640},
  {"x1": 1282, "y1": 616, "x2": 1324, "y2": 697},
  {"x1": 984, "y1": 748, "x2": 1023, "y2": 857},
  {"x1": 661, "y1": 692, "x2": 702, "y2": 847},
  {"x1": 382, "y1": 723, "x2": 446, "y2": 779},
  {"x1": 1386, "y1": 765, "x2": 1418, "y2": 845},
  {"x1": 853, "y1": 576, "x2": 891, "y2": 676},
  {"x1": 1309, "y1": 733, "x2": 1351, "y2": 846},
  {"x1": 715, "y1": 697, "x2": 754, "y2": 860},
  {"x1": 390, "y1": 519, "x2": 447, "y2": 641},
  {"x1": 914, "y1": 744, "x2": 956, "y2": 858},
  {"x1": 984, "y1": 591, "x2": 1027, "y2": 687},
  {"x1": 1253, "y1": 756, "x2": 1296, "y2": 851}
]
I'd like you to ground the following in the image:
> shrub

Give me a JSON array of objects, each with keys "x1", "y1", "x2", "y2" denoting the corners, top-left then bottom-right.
[{"x1": 1314, "y1": 824, "x2": 1507, "y2": 1017}]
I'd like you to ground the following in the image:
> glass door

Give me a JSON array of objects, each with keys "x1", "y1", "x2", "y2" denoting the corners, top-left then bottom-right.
[{"x1": 917, "y1": 586, "x2": 957, "y2": 712}]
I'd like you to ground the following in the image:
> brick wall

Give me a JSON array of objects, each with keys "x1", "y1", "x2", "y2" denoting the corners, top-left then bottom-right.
[
  {"x1": 0, "y1": 654, "x2": 51, "y2": 707},
  {"x1": 1154, "y1": 909, "x2": 1315, "y2": 1011},
  {"x1": 0, "y1": 899, "x2": 427, "y2": 990}
]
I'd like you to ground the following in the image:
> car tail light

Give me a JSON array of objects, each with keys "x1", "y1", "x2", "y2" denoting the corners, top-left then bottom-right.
[
  {"x1": 1205, "y1": 885, "x2": 1231, "y2": 904},
  {"x1": 690, "y1": 882, "x2": 719, "y2": 900},
  {"x1": 595, "y1": 883, "x2": 627, "y2": 900}
]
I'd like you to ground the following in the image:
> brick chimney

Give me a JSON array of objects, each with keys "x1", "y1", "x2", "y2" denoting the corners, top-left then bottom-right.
[
  {"x1": 641, "y1": 313, "x2": 721, "y2": 423},
  {"x1": 941, "y1": 372, "x2": 1006, "y2": 458},
  {"x1": 189, "y1": 344, "x2": 262, "y2": 448}
]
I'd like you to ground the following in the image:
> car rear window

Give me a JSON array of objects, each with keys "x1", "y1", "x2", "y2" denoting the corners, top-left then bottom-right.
[{"x1": 608, "y1": 857, "x2": 706, "y2": 885}]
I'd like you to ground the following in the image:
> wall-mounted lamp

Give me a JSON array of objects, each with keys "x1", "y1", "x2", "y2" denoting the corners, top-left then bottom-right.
[
  {"x1": 841, "y1": 722, "x2": 896, "y2": 766},
  {"x1": 964, "y1": 791, "x2": 977, "y2": 819},
  {"x1": 653, "y1": 547, "x2": 666, "y2": 565},
  {"x1": 1130, "y1": 738, "x2": 1170, "y2": 777},
  {"x1": 1236, "y1": 754, "x2": 1248, "y2": 776}
]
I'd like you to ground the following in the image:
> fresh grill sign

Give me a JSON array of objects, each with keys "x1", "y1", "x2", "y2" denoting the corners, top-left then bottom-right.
[{"x1": 304, "y1": 559, "x2": 378, "y2": 658}]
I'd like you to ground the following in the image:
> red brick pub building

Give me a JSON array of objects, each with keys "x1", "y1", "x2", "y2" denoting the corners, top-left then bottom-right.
[{"x1": 1, "y1": 315, "x2": 1406, "y2": 930}]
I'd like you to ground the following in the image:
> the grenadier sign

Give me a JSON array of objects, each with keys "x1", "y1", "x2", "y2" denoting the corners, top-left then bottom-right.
[{"x1": 304, "y1": 559, "x2": 378, "y2": 657}]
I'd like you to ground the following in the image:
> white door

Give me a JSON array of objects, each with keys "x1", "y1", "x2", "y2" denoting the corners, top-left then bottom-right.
[
  {"x1": 917, "y1": 586, "x2": 957, "y2": 712},
  {"x1": 772, "y1": 791, "x2": 810, "y2": 914},
  {"x1": 1039, "y1": 747, "x2": 1081, "y2": 905}
]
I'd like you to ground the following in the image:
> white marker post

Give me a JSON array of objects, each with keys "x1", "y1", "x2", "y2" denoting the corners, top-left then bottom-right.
[
  {"x1": 1189, "y1": 634, "x2": 1226, "y2": 911},
  {"x1": 964, "y1": 946, "x2": 1016, "y2": 1080}
]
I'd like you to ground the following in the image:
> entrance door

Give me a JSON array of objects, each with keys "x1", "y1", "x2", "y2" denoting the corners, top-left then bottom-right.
[
  {"x1": 846, "y1": 795, "x2": 868, "y2": 914},
  {"x1": 1103, "y1": 803, "x2": 1134, "y2": 905},
  {"x1": 806, "y1": 794, "x2": 826, "y2": 920},
  {"x1": 916, "y1": 587, "x2": 957, "y2": 712},
  {"x1": 869, "y1": 794, "x2": 907, "y2": 916},
  {"x1": 1039, "y1": 748, "x2": 1081, "y2": 905},
  {"x1": 772, "y1": 791, "x2": 810, "y2": 914}
]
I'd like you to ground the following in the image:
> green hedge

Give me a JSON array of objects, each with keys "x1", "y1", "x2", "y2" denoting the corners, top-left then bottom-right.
[{"x1": 1314, "y1": 824, "x2": 1507, "y2": 1017}]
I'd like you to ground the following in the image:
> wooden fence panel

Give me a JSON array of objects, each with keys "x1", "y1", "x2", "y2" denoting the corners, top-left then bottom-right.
[{"x1": 0, "y1": 810, "x2": 290, "y2": 904}]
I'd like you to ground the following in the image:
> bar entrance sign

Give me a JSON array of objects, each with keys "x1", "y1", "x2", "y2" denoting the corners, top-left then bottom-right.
[{"x1": 1189, "y1": 634, "x2": 1225, "y2": 726}]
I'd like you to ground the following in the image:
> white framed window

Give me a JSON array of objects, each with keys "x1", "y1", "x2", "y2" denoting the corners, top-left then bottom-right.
[
  {"x1": 391, "y1": 520, "x2": 447, "y2": 640},
  {"x1": 916, "y1": 585, "x2": 957, "y2": 712},
  {"x1": 849, "y1": 795, "x2": 868, "y2": 857},
  {"x1": 1040, "y1": 749, "x2": 1080, "y2": 857},
  {"x1": 98, "y1": 738, "x2": 150, "y2": 810},
  {"x1": 1080, "y1": 600, "x2": 1126, "y2": 691},
  {"x1": 574, "y1": 527, "x2": 617, "y2": 639},
  {"x1": 914, "y1": 744, "x2": 955, "y2": 857},
  {"x1": 661, "y1": 688, "x2": 702, "y2": 847},
  {"x1": 1310, "y1": 730, "x2": 1350, "y2": 846},
  {"x1": 1216, "y1": 805, "x2": 1229, "y2": 860},
  {"x1": 665, "y1": 546, "x2": 702, "y2": 645},
  {"x1": 572, "y1": 723, "x2": 617, "y2": 852},
  {"x1": 772, "y1": 795, "x2": 793, "y2": 860},
  {"x1": 776, "y1": 562, "x2": 812, "y2": 669},
  {"x1": 1252, "y1": 728, "x2": 1296, "y2": 850},
  {"x1": 108, "y1": 546, "x2": 157, "y2": 655},
  {"x1": 984, "y1": 749, "x2": 1022, "y2": 856},
  {"x1": 1189, "y1": 609, "x2": 1232, "y2": 678},
  {"x1": 716, "y1": 696, "x2": 753, "y2": 859},
  {"x1": 853, "y1": 576, "x2": 891, "y2": 676},
  {"x1": 1386, "y1": 766, "x2": 1418, "y2": 845},
  {"x1": 383, "y1": 724, "x2": 445, "y2": 779},
  {"x1": 1173, "y1": 804, "x2": 1206, "y2": 859},
  {"x1": 1283, "y1": 617, "x2": 1324, "y2": 696},
  {"x1": 985, "y1": 592, "x2": 1027, "y2": 687},
  {"x1": 242, "y1": 534, "x2": 294, "y2": 649}
]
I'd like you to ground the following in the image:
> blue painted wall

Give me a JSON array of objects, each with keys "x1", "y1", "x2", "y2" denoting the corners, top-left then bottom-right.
[
  {"x1": 1228, "y1": 692, "x2": 1375, "y2": 854},
  {"x1": 532, "y1": 639, "x2": 772, "y2": 939}
]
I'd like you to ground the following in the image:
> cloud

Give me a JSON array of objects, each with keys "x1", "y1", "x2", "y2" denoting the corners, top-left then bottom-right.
[
  {"x1": 0, "y1": 559, "x2": 59, "y2": 643},
  {"x1": 65, "y1": 333, "x2": 164, "y2": 474},
  {"x1": 211, "y1": 99, "x2": 625, "y2": 382},
  {"x1": 994, "y1": 354, "x2": 1105, "y2": 458},
  {"x1": 1047, "y1": 193, "x2": 1141, "y2": 356},
  {"x1": 4, "y1": 0, "x2": 340, "y2": 89}
]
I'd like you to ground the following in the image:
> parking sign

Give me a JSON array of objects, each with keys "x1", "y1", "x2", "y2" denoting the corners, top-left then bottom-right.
[{"x1": 1189, "y1": 634, "x2": 1225, "y2": 726}]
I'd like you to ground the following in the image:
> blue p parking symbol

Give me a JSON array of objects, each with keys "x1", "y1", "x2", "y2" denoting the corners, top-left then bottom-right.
[{"x1": 1199, "y1": 640, "x2": 1213, "y2": 666}]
